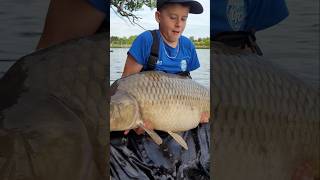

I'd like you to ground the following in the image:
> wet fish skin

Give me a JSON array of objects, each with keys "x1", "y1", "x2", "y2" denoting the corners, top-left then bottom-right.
[
  {"x1": 0, "y1": 34, "x2": 108, "y2": 180},
  {"x1": 110, "y1": 71, "x2": 210, "y2": 148},
  {"x1": 211, "y1": 42, "x2": 320, "y2": 180},
  {"x1": 110, "y1": 89, "x2": 140, "y2": 131}
]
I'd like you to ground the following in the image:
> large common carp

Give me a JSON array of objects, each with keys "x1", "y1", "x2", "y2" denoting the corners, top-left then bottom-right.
[
  {"x1": 211, "y1": 42, "x2": 320, "y2": 180},
  {"x1": 0, "y1": 34, "x2": 108, "y2": 180},
  {"x1": 110, "y1": 71, "x2": 210, "y2": 150}
]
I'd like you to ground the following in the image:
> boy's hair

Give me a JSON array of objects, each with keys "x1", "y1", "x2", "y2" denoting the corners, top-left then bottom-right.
[{"x1": 157, "y1": 0, "x2": 203, "y2": 14}]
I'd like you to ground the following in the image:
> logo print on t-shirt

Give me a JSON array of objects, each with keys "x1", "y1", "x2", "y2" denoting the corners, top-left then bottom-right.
[
  {"x1": 180, "y1": 60, "x2": 187, "y2": 72},
  {"x1": 226, "y1": 0, "x2": 246, "y2": 31}
]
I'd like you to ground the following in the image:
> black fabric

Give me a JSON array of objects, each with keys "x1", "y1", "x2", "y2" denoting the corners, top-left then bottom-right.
[
  {"x1": 110, "y1": 124, "x2": 210, "y2": 179},
  {"x1": 176, "y1": 71, "x2": 192, "y2": 79},
  {"x1": 213, "y1": 31, "x2": 263, "y2": 56},
  {"x1": 157, "y1": 0, "x2": 203, "y2": 14},
  {"x1": 146, "y1": 30, "x2": 159, "y2": 71}
]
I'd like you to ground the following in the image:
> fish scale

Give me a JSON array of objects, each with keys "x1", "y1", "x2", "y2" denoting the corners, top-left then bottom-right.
[{"x1": 211, "y1": 42, "x2": 319, "y2": 180}]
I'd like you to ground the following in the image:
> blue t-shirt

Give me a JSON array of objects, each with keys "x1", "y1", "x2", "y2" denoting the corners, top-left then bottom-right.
[
  {"x1": 128, "y1": 30, "x2": 200, "y2": 74},
  {"x1": 211, "y1": 0, "x2": 289, "y2": 36},
  {"x1": 89, "y1": 0, "x2": 107, "y2": 14}
]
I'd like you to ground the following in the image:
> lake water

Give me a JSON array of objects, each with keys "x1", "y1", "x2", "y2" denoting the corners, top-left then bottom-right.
[
  {"x1": 0, "y1": 0, "x2": 49, "y2": 77},
  {"x1": 0, "y1": 0, "x2": 319, "y2": 89},
  {"x1": 110, "y1": 48, "x2": 210, "y2": 87},
  {"x1": 257, "y1": 0, "x2": 319, "y2": 89}
]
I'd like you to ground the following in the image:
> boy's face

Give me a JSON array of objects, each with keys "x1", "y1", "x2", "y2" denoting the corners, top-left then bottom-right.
[{"x1": 156, "y1": 4, "x2": 190, "y2": 45}]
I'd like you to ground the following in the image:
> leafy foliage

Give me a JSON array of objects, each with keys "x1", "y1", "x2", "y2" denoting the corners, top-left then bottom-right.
[
  {"x1": 111, "y1": 35, "x2": 209, "y2": 49},
  {"x1": 110, "y1": 0, "x2": 156, "y2": 25}
]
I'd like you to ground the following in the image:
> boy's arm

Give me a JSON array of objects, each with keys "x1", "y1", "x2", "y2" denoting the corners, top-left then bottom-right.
[
  {"x1": 121, "y1": 54, "x2": 143, "y2": 77},
  {"x1": 36, "y1": 0, "x2": 105, "y2": 49}
]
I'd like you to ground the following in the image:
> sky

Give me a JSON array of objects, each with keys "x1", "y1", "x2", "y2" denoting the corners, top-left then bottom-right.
[{"x1": 110, "y1": 0, "x2": 210, "y2": 39}]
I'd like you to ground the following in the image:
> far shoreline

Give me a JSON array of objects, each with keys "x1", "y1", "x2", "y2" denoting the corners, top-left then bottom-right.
[{"x1": 110, "y1": 45, "x2": 210, "y2": 49}]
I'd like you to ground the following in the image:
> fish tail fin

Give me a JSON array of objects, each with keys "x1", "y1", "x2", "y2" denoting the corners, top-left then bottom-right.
[
  {"x1": 167, "y1": 131, "x2": 188, "y2": 150},
  {"x1": 138, "y1": 123, "x2": 163, "y2": 145}
]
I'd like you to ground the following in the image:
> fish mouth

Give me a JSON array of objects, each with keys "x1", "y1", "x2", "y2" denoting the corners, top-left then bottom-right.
[
  {"x1": 110, "y1": 101, "x2": 133, "y2": 131},
  {"x1": 110, "y1": 91, "x2": 140, "y2": 131}
]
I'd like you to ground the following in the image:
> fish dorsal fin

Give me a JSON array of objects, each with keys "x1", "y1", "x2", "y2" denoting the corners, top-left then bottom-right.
[
  {"x1": 137, "y1": 121, "x2": 163, "y2": 145},
  {"x1": 167, "y1": 131, "x2": 188, "y2": 150}
]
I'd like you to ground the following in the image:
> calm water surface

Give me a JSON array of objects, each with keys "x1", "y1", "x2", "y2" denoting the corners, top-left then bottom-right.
[
  {"x1": 0, "y1": 0, "x2": 49, "y2": 77},
  {"x1": 257, "y1": 0, "x2": 319, "y2": 88}
]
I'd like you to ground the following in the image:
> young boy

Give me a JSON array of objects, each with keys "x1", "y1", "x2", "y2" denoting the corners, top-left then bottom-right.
[
  {"x1": 121, "y1": 0, "x2": 209, "y2": 134},
  {"x1": 122, "y1": 0, "x2": 203, "y2": 77}
]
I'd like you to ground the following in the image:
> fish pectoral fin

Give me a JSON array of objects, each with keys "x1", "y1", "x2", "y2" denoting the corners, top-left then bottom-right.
[
  {"x1": 138, "y1": 122, "x2": 163, "y2": 145},
  {"x1": 167, "y1": 131, "x2": 188, "y2": 150}
]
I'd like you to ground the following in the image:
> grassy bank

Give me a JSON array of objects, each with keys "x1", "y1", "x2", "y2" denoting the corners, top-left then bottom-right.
[
  {"x1": 110, "y1": 36, "x2": 210, "y2": 49},
  {"x1": 110, "y1": 44, "x2": 209, "y2": 49}
]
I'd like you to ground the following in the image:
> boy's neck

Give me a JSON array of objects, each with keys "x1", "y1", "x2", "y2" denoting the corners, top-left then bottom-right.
[{"x1": 159, "y1": 31, "x2": 179, "y2": 48}]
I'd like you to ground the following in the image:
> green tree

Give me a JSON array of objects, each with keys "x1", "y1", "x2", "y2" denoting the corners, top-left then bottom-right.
[
  {"x1": 128, "y1": 35, "x2": 138, "y2": 44},
  {"x1": 110, "y1": 36, "x2": 119, "y2": 43},
  {"x1": 111, "y1": 0, "x2": 156, "y2": 24}
]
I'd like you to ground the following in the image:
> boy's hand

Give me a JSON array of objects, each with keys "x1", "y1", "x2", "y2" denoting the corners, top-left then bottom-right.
[
  {"x1": 200, "y1": 112, "x2": 209, "y2": 123},
  {"x1": 124, "y1": 120, "x2": 154, "y2": 135}
]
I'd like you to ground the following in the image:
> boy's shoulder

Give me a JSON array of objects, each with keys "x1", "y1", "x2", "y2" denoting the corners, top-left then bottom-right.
[
  {"x1": 138, "y1": 30, "x2": 154, "y2": 38},
  {"x1": 132, "y1": 31, "x2": 154, "y2": 45},
  {"x1": 179, "y1": 35, "x2": 195, "y2": 48}
]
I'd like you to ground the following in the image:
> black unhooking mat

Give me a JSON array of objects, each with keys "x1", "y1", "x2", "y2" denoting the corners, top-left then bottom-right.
[{"x1": 110, "y1": 123, "x2": 210, "y2": 180}]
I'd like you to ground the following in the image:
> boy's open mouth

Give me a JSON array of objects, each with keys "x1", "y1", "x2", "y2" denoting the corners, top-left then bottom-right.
[{"x1": 173, "y1": 30, "x2": 180, "y2": 35}]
